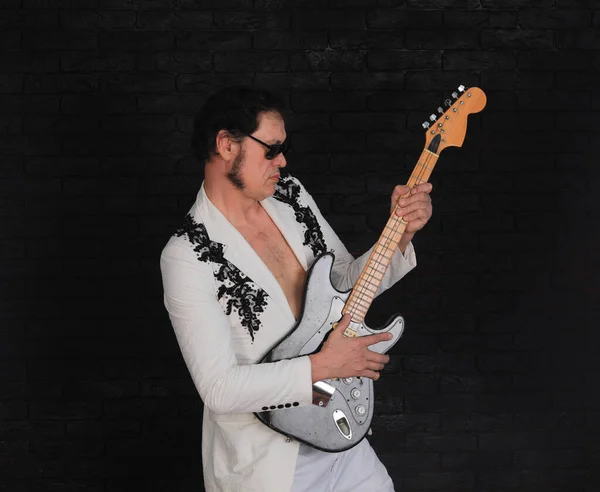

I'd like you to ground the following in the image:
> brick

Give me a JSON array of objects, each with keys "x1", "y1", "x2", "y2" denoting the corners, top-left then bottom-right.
[
  {"x1": 404, "y1": 354, "x2": 475, "y2": 374},
  {"x1": 291, "y1": 92, "x2": 366, "y2": 113},
  {"x1": 444, "y1": 51, "x2": 516, "y2": 70},
  {"x1": 442, "y1": 451, "x2": 512, "y2": 471},
  {"x1": 332, "y1": 72, "x2": 405, "y2": 91},
  {"x1": 330, "y1": 30, "x2": 405, "y2": 50},
  {"x1": 0, "y1": 117, "x2": 21, "y2": 135},
  {"x1": 403, "y1": 471, "x2": 475, "y2": 491},
  {"x1": 0, "y1": 402, "x2": 27, "y2": 421},
  {"x1": 30, "y1": 400, "x2": 102, "y2": 420},
  {"x1": 368, "y1": 9, "x2": 442, "y2": 29},
  {"x1": 137, "y1": 9, "x2": 212, "y2": 29},
  {"x1": 522, "y1": 8, "x2": 591, "y2": 28},
  {"x1": 100, "y1": 31, "x2": 174, "y2": 51},
  {"x1": 407, "y1": 0, "x2": 480, "y2": 6},
  {"x1": 405, "y1": 71, "x2": 477, "y2": 92},
  {"x1": 481, "y1": 29, "x2": 554, "y2": 49},
  {"x1": 443, "y1": 412, "x2": 512, "y2": 432},
  {"x1": 0, "y1": 11, "x2": 59, "y2": 28},
  {"x1": 443, "y1": 10, "x2": 517, "y2": 28},
  {"x1": 177, "y1": 31, "x2": 251, "y2": 50},
  {"x1": 331, "y1": 112, "x2": 406, "y2": 132},
  {"x1": 479, "y1": 431, "x2": 549, "y2": 450},
  {"x1": 254, "y1": 72, "x2": 328, "y2": 91},
  {"x1": 407, "y1": 30, "x2": 478, "y2": 49},
  {"x1": 213, "y1": 10, "x2": 289, "y2": 30},
  {"x1": 371, "y1": 413, "x2": 440, "y2": 433},
  {"x1": 59, "y1": 9, "x2": 135, "y2": 28},
  {"x1": 61, "y1": 52, "x2": 135, "y2": 72},
  {"x1": 23, "y1": 74, "x2": 98, "y2": 94},
  {"x1": 137, "y1": 51, "x2": 212, "y2": 72},
  {"x1": 480, "y1": 393, "x2": 552, "y2": 412},
  {"x1": 406, "y1": 433, "x2": 477, "y2": 452},
  {"x1": 519, "y1": 50, "x2": 590, "y2": 70},
  {"x1": 368, "y1": 91, "x2": 439, "y2": 111},
  {"x1": 557, "y1": 29, "x2": 600, "y2": 49},
  {"x1": 23, "y1": 30, "x2": 97, "y2": 50},
  {"x1": 215, "y1": 51, "x2": 288, "y2": 72},
  {"x1": 291, "y1": 132, "x2": 365, "y2": 153},
  {"x1": 481, "y1": 0, "x2": 553, "y2": 5},
  {"x1": 139, "y1": 134, "x2": 190, "y2": 155},
  {"x1": 369, "y1": 50, "x2": 442, "y2": 70},
  {"x1": 0, "y1": 30, "x2": 20, "y2": 49},
  {"x1": 514, "y1": 448, "x2": 588, "y2": 468},
  {"x1": 293, "y1": 9, "x2": 364, "y2": 29},
  {"x1": 0, "y1": 95, "x2": 59, "y2": 115},
  {"x1": 24, "y1": 0, "x2": 97, "y2": 6},
  {"x1": 253, "y1": 30, "x2": 326, "y2": 50},
  {"x1": 0, "y1": 136, "x2": 61, "y2": 156},
  {"x1": 291, "y1": 50, "x2": 365, "y2": 71},
  {"x1": 61, "y1": 95, "x2": 136, "y2": 115}
]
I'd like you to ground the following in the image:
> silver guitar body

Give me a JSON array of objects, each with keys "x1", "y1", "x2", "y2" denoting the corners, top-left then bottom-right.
[{"x1": 255, "y1": 253, "x2": 405, "y2": 452}]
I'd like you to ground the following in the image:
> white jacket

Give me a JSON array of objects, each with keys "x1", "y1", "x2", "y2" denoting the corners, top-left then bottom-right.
[{"x1": 160, "y1": 174, "x2": 417, "y2": 492}]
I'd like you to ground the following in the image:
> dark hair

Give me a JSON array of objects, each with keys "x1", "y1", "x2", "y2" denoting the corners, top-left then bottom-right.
[{"x1": 191, "y1": 86, "x2": 287, "y2": 165}]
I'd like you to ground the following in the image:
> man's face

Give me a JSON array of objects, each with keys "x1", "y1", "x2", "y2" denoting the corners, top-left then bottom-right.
[{"x1": 227, "y1": 111, "x2": 287, "y2": 201}]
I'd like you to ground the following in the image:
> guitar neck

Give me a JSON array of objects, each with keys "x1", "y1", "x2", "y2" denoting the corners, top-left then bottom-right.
[{"x1": 342, "y1": 149, "x2": 439, "y2": 324}]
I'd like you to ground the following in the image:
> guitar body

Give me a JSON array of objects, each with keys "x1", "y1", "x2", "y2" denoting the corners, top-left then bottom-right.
[{"x1": 255, "y1": 252, "x2": 405, "y2": 452}]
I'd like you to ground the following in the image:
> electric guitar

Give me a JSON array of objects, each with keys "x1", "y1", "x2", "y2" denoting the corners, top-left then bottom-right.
[{"x1": 256, "y1": 86, "x2": 487, "y2": 452}]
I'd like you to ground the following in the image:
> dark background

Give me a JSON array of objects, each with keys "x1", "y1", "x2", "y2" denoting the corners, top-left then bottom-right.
[{"x1": 1, "y1": 1, "x2": 599, "y2": 491}]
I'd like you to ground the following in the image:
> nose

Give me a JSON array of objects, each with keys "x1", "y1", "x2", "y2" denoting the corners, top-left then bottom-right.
[{"x1": 275, "y1": 152, "x2": 287, "y2": 168}]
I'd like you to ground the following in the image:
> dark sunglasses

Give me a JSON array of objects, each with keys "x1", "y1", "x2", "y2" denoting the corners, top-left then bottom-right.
[{"x1": 246, "y1": 134, "x2": 289, "y2": 160}]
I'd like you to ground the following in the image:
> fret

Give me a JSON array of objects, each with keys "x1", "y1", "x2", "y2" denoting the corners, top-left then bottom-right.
[
  {"x1": 349, "y1": 296, "x2": 371, "y2": 310},
  {"x1": 354, "y1": 282, "x2": 377, "y2": 295}
]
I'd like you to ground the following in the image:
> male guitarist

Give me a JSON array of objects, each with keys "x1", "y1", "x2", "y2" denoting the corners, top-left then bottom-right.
[{"x1": 160, "y1": 86, "x2": 433, "y2": 492}]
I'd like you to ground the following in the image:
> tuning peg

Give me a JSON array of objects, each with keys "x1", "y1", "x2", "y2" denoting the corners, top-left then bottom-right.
[
  {"x1": 452, "y1": 91, "x2": 458, "y2": 99},
  {"x1": 422, "y1": 121, "x2": 430, "y2": 129},
  {"x1": 437, "y1": 106, "x2": 444, "y2": 114},
  {"x1": 429, "y1": 114, "x2": 437, "y2": 122},
  {"x1": 444, "y1": 98, "x2": 453, "y2": 107},
  {"x1": 458, "y1": 85, "x2": 465, "y2": 92}
]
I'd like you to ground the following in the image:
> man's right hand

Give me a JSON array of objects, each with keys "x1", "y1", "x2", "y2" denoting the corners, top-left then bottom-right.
[{"x1": 308, "y1": 314, "x2": 392, "y2": 383}]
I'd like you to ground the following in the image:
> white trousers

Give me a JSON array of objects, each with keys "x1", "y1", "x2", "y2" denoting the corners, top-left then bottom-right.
[{"x1": 291, "y1": 438, "x2": 395, "y2": 492}]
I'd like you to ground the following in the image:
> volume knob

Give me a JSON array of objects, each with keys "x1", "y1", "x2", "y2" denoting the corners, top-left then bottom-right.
[
  {"x1": 355, "y1": 404, "x2": 366, "y2": 416},
  {"x1": 350, "y1": 388, "x2": 361, "y2": 400}
]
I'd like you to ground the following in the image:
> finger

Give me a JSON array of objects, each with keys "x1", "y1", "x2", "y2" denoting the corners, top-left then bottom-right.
[
  {"x1": 399, "y1": 209, "x2": 430, "y2": 224},
  {"x1": 336, "y1": 313, "x2": 351, "y2": 330},
  {"x1": 411, "y1": 183, "x2": 433, "y2": 195},
  {"x1": 395, "y1": 197, "x2": 430, "y2": 216},
  {"x1": 362, "y1": 331, "x2": 393, "y2": 346},
  {"x1": 368, "y1": 362, "x2": 386, "y2": 371},
  {"x1": 362, "y1": 370, "x2": 380, "y2": 381},
  {"x1": 366, "y1": 352, "x2": 390, "y2": 365}
]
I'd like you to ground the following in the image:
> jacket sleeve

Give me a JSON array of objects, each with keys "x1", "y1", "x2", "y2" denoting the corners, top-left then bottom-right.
[
  {"x1": 160, "y1": 241, "x2": 313, "y2": 415},
  {"x1": 294, "y1": 177, "x2": 417, "y2": 294}
]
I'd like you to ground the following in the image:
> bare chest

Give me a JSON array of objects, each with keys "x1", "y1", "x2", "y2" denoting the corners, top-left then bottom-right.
[{"x1": 239, "y1": 219, "x2": 306, "y2": 319}]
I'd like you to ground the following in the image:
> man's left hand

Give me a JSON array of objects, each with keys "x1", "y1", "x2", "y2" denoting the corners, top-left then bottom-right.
[{"x1": 390, "y1": 183, "x2": 433, "y2": 236}]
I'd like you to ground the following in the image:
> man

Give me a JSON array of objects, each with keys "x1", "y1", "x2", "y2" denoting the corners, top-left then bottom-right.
[{"x1": 160, "y1": 86, "x2": 433, "y2": 492}]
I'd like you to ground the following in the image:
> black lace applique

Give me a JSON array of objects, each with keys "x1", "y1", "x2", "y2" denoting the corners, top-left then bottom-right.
[
  {"x1": 273, "y1": 174, "x2": 328, "y2": 257},
  {"x1": 175, "y1": 214, "x2": 268, "y2": 342}
]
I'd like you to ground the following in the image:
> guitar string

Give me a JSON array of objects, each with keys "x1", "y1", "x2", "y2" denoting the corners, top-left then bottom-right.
[{"x1": 346, "y1": 151, "x2": 436, "y2": 323}]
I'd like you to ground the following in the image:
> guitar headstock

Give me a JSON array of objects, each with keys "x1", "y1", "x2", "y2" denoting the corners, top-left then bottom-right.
[{"x1": 422, "y1": 85, "x2": 487, "y2": 154}]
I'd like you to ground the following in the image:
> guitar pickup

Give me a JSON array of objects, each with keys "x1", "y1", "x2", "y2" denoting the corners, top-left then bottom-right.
[{"x1": 312, "y1": 380, "x2": 335, "y2": 407}]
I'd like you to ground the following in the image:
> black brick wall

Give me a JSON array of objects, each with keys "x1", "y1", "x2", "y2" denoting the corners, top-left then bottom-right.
[{"x1": 1, "y1": 1, "x2": 599, "y2": 491}]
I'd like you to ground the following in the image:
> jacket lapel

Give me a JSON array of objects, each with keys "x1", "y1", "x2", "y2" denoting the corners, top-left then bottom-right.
[{"x1": 191, "y1": 183, "x2": 301, "y2": 324}]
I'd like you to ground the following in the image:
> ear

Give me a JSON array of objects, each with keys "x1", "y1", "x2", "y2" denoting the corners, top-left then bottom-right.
[{"x1": 215, "y1": 129, "x2": 240, "y2": 161}]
